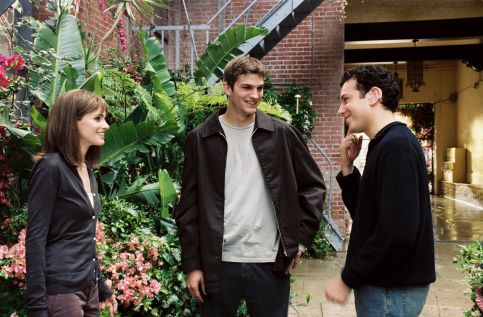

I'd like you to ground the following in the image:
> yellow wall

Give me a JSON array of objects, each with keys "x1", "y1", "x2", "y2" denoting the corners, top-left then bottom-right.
[
  {"x1": 386, "y1": 61, "x2": 457, "y2": 194},
  {"x1": 456, "y1": 64, "x2": 483, "y2": 185}
]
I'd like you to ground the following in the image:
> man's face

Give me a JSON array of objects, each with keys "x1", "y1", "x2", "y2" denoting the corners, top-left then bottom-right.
[
  {"x1": 338, "y1": 79, "x2": 371, "y2": 134},
  {"x1": 223, "y1": 73, "x2": 264, "y2": 118}
]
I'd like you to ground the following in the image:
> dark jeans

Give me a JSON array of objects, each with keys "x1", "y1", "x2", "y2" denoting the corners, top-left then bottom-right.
[
  {"x1": 201, "y1": 262, "x2": 290, "y2": 317},
  {"x1": 48, "y1": 283, "x2": 99, "y2": 317}
]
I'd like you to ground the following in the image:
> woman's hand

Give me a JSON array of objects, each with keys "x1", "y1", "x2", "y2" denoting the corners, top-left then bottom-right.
[{"x1": 100, "y1": 295, "x2": 118, "y2": 317}]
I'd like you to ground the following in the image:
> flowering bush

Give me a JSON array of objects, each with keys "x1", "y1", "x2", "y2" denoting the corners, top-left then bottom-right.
[
  {"x1": 0, "y1": 229, "x2": 26, "y2": 283},
  {"x1": 98, "y1": 226, "x2": 198, "y2": 316},
  {"x1": 0, "y1": 228, "x2": 26, "y2": 317},
  {"x1": 0, "y1": 54, "x2": 26, "y2": 103},
  {"x1": 454, "y1": 241, "x2": 483, "y2": 316}
]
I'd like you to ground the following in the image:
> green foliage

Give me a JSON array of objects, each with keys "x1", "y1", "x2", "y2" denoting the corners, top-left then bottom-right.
[
  {"x1": 279, "y1": 84, "x2": 315, "y2": 136},
  {"x1": 193, "y1": 25, "x2": 268, "y2": 85},
  {"x1": 454, "y1": 241, "x2": 483, "y2": 316},
  {"x1": 99, "y1": 196, "x2": 154, "y2": 238},
  {"x1": 28, "y1": 6, "x2": 85, "y2": 108},
  {"x1": 0, "y1": 279, "x2": 26, "y2": 317},
  {"x1": 306, "y1": 221, "x2": 335, "y2": 259},
  {"x1": 139, "y1": 30, "x2": 176, "y2": 99}
]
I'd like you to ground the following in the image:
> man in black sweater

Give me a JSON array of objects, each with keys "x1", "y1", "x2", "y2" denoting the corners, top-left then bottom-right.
[{"x1": 325, "y1": 65, "x2": 435, "y2": 316}]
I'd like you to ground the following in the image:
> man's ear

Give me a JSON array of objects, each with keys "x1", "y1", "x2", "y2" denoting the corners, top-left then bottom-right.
[
  {"x1": 223, "y1": 81, "x2": 232, "y2": 96},
  {"x1": 368, "y1": 87, "x2": 382, "y2": 104}
]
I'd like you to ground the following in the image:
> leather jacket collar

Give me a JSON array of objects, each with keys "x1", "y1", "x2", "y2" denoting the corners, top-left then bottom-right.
[{"x1": 200, "y1": 107, "x2": 275, "y2": 138}]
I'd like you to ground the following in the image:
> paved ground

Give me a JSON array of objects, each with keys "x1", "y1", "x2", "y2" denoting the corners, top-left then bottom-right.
[{"x1": 288, "y1": 196, "x2": 482, "y2": 317}]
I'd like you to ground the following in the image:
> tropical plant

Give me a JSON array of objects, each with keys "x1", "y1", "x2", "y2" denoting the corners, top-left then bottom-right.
[
  {"x1": 96, "y1": 0, "x2": 168, "y2": 56},
  {"x1": 28, "y1": 6, "x2": 86, "y2": 109},
  {"x1": 193, "y1": 24, "x2": 268, "y2": 85}
]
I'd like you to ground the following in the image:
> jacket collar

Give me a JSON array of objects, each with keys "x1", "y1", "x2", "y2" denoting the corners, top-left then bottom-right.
[{"x1": 201, "y1": 107, "x2": 275, "y2": 138}]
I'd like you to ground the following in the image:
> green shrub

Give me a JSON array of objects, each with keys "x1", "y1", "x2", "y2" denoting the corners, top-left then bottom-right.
[
  {"x1": 100, "y1": 196, "x2": 155, "y2": 239},
  {"x1": 306, "y1": 222, "x2": 335, "y2": 259},
  {"x1": 454, "y1": 241, "x2": 483, "y2": 316}
]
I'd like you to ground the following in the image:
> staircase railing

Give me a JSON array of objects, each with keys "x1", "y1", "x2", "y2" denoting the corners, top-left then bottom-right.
[
  {"x1": 137, "y1": 0, "x2": 261, "y2": 71},
  {"x1": 306, "y1": 136, "x2": 344, "y2": 251}
]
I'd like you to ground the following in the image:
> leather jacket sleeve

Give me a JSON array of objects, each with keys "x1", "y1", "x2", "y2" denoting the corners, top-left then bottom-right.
[
  {"x1": 175, "y1": 132, "x2": 202, "y2": 273},
  {"x1": 290, "y1": 127, "x2": 327, "y2": 248}
]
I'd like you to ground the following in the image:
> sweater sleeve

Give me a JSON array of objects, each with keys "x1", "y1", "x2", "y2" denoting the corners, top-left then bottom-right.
[
  {"x1": 336, "y1": 167, "x2": 361, "y2": 219},
  {"x1": 25, "y1": 162, "x2": 58, "y2": 317},
  {"x1": 341, "y1": 148, "x2": 422, "y2": 288},
  {"x1": 175, "y1": 132, "x2": 202, "y2": 273}
]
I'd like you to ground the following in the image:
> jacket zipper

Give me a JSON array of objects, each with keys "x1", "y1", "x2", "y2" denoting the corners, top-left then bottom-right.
[
  {"x1": 218, "y1": 131, "x2": 227, "y2": 256},
  {"x1": 252, "y1": 127, "x2": 288, "y2": 257}
]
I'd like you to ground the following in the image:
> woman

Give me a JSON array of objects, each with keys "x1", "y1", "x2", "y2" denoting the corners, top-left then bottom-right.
[{"x1": 26, "y1": 89, "x2": 117, "y2": 317}]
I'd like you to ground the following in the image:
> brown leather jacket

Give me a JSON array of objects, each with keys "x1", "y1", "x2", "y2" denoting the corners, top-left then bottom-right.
[{"x1": 175, "y1": 108, "x2": 326, "y2": 294}]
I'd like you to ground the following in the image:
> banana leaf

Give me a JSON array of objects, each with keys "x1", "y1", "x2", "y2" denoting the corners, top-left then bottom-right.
[
  {"x1": 139, "y1": 30, "x2": 176, "y2": 99},
  {"x1": 115, "y1": 178, "x2": 161, "y2": 206},
  {"x1": 29, "y1": 7, "x2": 85, "y2": 108},
  {"x1": 159, "y1": 169, "x2": 177, "y2": 218},
  {"x1": 100, "y1": 120, "x2": 176, "y2": 165},
  {"x1": 0, "y1": 106, "x2": 42, "y2": 155},
  {"x1": 193, "y1": 25, "x2": 268, "y2": 85}
]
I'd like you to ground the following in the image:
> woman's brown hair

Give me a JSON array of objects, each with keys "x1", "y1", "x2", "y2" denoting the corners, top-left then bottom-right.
[{"x1": 35, "y1": 89, "x2": 108, "y2": 167}]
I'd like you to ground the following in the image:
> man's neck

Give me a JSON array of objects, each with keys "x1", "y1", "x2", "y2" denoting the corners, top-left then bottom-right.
[
  {"x1": 223, "y1": 107, "x2": 256, "y2": 127},
  {"x1": 366, "y1": 110, "x2": 396, "y2": 139}
]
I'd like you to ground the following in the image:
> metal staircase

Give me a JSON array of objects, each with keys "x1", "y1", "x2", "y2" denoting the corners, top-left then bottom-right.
[
  {"x1": 239, "y1": 0, "x2": 324, "y2": 59},
  {"x1": 147, "y1": 0, "x2": 344, "y2": 251},
  {"x1": 146, "y1": 0, "x2": 324, "y2": 75},
  {"x1": 0, "y1": 0, "x2": 16, "y2": 15}
]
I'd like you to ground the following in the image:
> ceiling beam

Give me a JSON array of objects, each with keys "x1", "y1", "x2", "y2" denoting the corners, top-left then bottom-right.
[
  {"x1": 345, "y1": 44, "x2": 483, "y2": 70},
  {"x1": 345, "y1": 18, "x2": 483, "y2": 41}
]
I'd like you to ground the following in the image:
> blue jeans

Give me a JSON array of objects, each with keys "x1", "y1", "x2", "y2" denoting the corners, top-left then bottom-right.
[{"x1": 354, "y1": 285, "x2": 429, "y2": 317}]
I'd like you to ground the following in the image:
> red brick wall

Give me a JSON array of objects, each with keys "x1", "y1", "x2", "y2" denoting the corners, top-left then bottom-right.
[{"x1": 32, "y1": 0, "x2": 139, "y2": 58}]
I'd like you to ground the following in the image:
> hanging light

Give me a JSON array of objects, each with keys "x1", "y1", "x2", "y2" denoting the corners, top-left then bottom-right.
[
  {"x1": 394, "y1": 61, "x2": 404, "y2": 98},
  {"x1": 406, "y1": 40, "x2": 425, "y2": 92}
]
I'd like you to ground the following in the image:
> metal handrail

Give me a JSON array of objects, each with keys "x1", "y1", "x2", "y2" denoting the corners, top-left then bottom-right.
[
  {"x1": 220, "y1": 0, "x2": 259, "y2": 35},
  {"x1": 206, "y1": 0, "x2": 233, "y2": 25},
  {"x1": 306, "y1": 136, "x2": 333, "y2": 217}
]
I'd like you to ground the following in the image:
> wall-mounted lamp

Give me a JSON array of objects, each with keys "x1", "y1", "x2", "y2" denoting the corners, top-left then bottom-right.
[{"x1": 295, "y1": 94, "x2": 301, "y2": 114}]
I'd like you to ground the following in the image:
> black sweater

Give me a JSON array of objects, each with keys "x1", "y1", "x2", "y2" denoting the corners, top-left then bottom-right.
[
  {"x1": 25, "y1": 152, "x2": 112, "y2": 317},
  {"x1": 337, "y1": 122, "x2": 435, "y2": 289}
]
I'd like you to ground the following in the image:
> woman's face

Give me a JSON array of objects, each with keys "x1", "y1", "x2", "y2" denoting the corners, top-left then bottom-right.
[{"x1": 77, "y1": 107, "x2": 109, "y2": 153}]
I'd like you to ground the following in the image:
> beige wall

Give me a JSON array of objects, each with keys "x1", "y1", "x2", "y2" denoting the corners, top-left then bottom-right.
[
  {"x1": 456, "y1": 64, "x2": 483, "y2": 185},
  {"x1": 383, "y1": 61, "x2": 458, "y2": 194},
  {"x1": 345, "y1": 0, "x2": 483, "y2": 23}
]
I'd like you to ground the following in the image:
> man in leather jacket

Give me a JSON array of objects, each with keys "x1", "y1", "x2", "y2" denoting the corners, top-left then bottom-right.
[{"x1": 176, "y1": 56, "x2": 326, "y2": 317}]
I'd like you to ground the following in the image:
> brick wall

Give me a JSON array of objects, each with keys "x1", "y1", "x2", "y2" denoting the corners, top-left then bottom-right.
[{"x1": 161, "y1": 0, "x2": 346, "y2": 228}]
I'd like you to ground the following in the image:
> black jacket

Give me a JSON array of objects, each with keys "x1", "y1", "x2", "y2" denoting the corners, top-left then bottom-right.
[
  {"x1": 176, "y1": 108, "x2": 326, "y2": 294},
  {"x1": 337, "y1": 122, "x2": 436, "y2": 289},
  {"x1": 26, "y1": 152, "x2": 112, "y2": 317}
]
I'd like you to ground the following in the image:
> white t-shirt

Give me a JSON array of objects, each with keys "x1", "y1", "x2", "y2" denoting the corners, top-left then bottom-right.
[{"x1": 219, "y1": 115, "x2": 280, "y2": 263}]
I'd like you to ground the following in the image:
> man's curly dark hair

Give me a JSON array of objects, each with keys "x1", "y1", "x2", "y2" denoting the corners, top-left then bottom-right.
[{"x1": 340, "y1": 65, "x2": 400, "y2": 112}]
